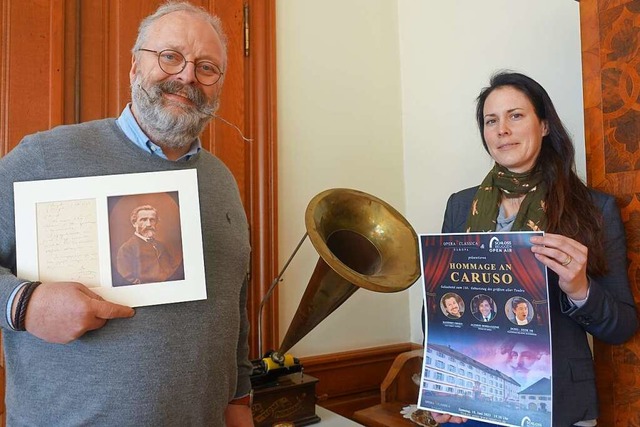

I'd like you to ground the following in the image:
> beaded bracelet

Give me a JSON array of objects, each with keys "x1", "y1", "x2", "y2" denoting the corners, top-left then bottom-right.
[{"x1": 13, "y1": 281, "x2": 42, "y2": 331}]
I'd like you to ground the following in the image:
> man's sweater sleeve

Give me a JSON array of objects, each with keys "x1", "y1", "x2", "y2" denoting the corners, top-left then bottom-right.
[
  {"x1": 0, "y1": 135, "x2": 47, "y2": 330},
  {"x1": 234, "y1": 274, "x2": 253, "y2": 399}
]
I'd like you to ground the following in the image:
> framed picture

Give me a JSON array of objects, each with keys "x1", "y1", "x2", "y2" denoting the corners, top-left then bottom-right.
[{"x1": 14, "y1": 169, "x2": 205, "y2": 307}]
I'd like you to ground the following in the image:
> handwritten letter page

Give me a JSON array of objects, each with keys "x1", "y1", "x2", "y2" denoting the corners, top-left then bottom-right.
[{"x1": 36, "y1": 199, "x2": 100, "y2": 287}]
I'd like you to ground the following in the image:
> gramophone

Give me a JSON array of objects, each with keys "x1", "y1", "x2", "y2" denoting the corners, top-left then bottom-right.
[{"x1": 250, "y1": 188, "x2": 421, "y2": 426}]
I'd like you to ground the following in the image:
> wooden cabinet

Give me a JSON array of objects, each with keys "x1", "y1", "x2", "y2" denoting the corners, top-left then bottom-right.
[
  {"x1": 579, "y1": 0, "x2": 640, "y2": 424},
  {"x1": 0, "y1": 0, "x2": 278, "y2": 423}
]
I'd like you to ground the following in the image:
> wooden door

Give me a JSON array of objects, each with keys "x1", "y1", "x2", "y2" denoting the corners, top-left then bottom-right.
[
  {"x1": 579, "y1": 0, "x2": 640, "y2": 424},
  {"x1": 0, "y1": 0, "x2": 279, "y2": 422}
]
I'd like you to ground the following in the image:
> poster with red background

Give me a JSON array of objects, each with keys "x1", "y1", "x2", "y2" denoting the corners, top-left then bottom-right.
[{"x1": 418, "y1": 232, "x2": 551, "y2": 427}]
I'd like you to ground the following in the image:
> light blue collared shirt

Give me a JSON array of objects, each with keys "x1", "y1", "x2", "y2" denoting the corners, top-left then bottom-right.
[{"x1": 116, "y1": 104, "x2": 201, "y2": 161}]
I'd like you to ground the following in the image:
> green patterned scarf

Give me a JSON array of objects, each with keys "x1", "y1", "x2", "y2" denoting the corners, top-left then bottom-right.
[{"x1": 465, "y1": 163, "x2": 547, "y2": 232}]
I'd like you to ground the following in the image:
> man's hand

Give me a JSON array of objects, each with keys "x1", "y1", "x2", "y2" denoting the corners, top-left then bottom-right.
[
  {"x1": 431, "y1": 412, "x2": 468, "y2": 424},
  {"x1": 224, "y1": 404, "x2": 254, "y2": 427},
  {"x1": 23, "y1": 281, "x2": 135, "y2": 344}
]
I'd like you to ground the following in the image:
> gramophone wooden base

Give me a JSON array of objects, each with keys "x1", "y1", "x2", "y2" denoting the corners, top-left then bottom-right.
[{"x1": 252, "y1": 373, "x2": 320, "y2": 426}]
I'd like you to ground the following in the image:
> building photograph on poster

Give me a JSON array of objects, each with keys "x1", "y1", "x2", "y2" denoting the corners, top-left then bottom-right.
[{"x1": 418, "y1": 232, "x2": 552, "y2": 427}]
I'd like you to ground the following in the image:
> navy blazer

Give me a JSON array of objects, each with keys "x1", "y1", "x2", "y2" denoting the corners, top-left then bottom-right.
[{"x1": 441, "y1": 187, "x2": 638, "y2": 426}]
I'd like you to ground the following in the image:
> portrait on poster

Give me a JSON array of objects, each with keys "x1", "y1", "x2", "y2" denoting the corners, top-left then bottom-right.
[
  {"x1": 14, "y1": 170, "x2": 205, "y2": 307},
  {"x1": 471, "y1": 294, "x2": 497, "y2": 323},
  {"x1": 441, "y1": 292, "x2": 465, "y2": 320},
  {"x1": 506, "y1": 296, "x2": 535, "y2": 326}
]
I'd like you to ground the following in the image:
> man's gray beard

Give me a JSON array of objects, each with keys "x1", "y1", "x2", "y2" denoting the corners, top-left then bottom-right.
[
  {"x1": 131, "y1": 74, "x2": 220, "y2": 150},
  {"x1": 139, "y1": 228, "x2": 156, "y2": 239}
]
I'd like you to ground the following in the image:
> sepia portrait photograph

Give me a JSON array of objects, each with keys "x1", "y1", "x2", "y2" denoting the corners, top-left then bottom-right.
[{"x1": 108, "y1": 191, "x2": 185, "y2": 287}]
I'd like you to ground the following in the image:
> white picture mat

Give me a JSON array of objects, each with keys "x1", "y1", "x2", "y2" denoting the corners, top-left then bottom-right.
[{"x1": 15, "y1": 169, "x2": 206, "y2": 307}]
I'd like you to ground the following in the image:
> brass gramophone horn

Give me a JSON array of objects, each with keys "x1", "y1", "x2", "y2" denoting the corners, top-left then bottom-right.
[{"x1": 276, "y1": 188, "x2": 420, "y2": 356}]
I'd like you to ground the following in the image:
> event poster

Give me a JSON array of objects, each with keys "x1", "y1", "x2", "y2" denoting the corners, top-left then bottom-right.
[{"x1": 417, "y1": 232, "x2": 552, "y2": 427}]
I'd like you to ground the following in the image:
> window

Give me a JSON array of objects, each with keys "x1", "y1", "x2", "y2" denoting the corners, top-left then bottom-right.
[
  {"x1": 435, "y1": 372, "x2": 444, "y2": 381},
  {"x1": 436, "y1": 360, "x2": 445, "y2": 369},
  {"x1": 447, "y1": 375, "x2": 455, "y2": 383},
  {"x1": 426, "y1": 356, "x2": 432, "y2": 365}
]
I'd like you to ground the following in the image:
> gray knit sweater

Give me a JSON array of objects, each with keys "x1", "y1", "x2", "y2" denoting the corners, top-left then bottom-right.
[{"x1": 0, "y1": 119, "x2": 252, "y2": 426}]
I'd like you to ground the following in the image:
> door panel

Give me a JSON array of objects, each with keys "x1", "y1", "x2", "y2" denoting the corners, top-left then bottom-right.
[
  {"x1": 579, "y1": 0, "x2": 640, "y2": 424},
  {"x1": 1, "y1": 0, "x2": 65, "y2": 153}
]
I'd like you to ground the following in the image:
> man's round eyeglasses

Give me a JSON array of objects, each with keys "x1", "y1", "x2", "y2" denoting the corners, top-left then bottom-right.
[{"x1": 137, "y1": 48, "x2": 223, "y2": 86}]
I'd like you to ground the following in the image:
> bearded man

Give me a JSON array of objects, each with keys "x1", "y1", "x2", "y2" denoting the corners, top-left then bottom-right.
[
  {"x1": 0, "y1": 2, "x2": 253, "y2": 426},
  {"x1": 116, "y1": 205, "x2": 184, "y2": 285}
]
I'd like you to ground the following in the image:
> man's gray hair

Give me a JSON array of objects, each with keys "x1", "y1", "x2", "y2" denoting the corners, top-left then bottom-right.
[
  {"x1": 132, "y1": 1, "x2": 228, "y2": 67},
  {"x1": 130, "y1": 205, "x2": 158, "y2": 225}
]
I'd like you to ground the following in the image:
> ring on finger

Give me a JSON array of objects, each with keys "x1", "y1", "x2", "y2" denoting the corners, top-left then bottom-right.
[{"x1": 561, "y1": 256, "x2": 572, "y2": 266}]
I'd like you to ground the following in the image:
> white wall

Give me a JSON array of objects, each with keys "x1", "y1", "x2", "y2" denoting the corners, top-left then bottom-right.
[
  {"x1": 276, "y1": 0, "x2": 409, "y2": 357},
  {"x1": 276, "y1": 0, "x2": 585, "y2": 356},
  {"x1": 398, "y1": 0, "x2": 585, "y2": 343}
]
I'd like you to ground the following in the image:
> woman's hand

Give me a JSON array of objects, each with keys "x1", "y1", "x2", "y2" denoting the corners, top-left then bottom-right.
[
  {"x1": 530, "y1": 233, "x2": 589, "y2": 300},
  {"x1": 430, "y1": 412, "x2": 468, "y2": 424}
]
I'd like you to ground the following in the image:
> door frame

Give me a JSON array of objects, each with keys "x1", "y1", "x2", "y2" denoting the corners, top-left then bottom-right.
[{"x1": 246, "y1": 0, "x2": 279, "y2": 358}]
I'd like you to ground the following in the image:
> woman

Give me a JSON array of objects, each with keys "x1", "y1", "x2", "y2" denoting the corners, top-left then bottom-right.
[{"x1": 432, "y1": 72, "x2": 638, "y2": 427}]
